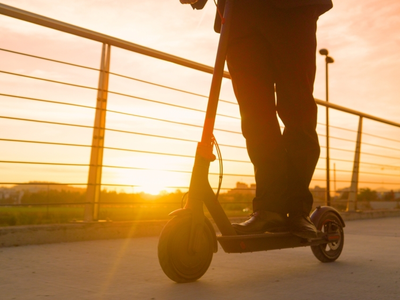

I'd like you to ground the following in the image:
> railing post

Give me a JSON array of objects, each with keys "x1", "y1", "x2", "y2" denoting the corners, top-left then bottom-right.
[
  {"x1": 84, "y1": 43, "x2": 111, "y2": 222},
  {"x1": 347, "y1": 116, "x2": 363, "y2": 212}
]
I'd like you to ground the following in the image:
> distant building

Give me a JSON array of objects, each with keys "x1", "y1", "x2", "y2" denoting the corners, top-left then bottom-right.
[{"x1": 228, "y1": 182, "x2": 256, "y2": 196}]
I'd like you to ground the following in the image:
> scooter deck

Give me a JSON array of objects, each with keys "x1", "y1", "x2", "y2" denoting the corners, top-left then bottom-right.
[{"x1": 217, "y1": 231, "x2": 326, "y2": 253}]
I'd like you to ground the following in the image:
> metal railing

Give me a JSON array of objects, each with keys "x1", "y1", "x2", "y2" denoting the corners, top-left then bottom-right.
[{"x1": 1, "y1": 3, "x2": 400, "y2": 225}]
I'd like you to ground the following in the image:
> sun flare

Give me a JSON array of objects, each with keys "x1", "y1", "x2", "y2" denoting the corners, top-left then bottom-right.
[{"x1": 108, "y1": 155, "x2": 191, "y2": 195}]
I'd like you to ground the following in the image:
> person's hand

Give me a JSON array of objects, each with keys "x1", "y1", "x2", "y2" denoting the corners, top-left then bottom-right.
[{"x1": 180, "y1": 0, "x2": 198, "y2": 4}]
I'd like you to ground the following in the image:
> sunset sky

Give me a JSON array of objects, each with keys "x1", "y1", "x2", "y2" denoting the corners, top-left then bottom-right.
[{"x1": 1, "y1": 0, "x2": 400, "y2": 194}]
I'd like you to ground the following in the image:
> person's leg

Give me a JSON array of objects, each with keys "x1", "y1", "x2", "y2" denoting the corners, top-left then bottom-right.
[
  {"x1": 255, "y1": 5, "x2": 321, "y2": 237},
  {"x1": 226, "y1": 1, "x2": 289, "y2": 234},
  {"x1": 227, "y1": 3, "x2": 321, "y2": 236},
  {"x1": 227, "y1": 1, "x2": 292, "y2": 214},
  {"x1": 257, "y1": 6, "x2": 321, "y2": 217}
]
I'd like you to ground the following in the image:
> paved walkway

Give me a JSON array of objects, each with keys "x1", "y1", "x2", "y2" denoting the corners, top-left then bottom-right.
[{"x1": 1, "y1": 217, "x2": 399, "y2": 300}]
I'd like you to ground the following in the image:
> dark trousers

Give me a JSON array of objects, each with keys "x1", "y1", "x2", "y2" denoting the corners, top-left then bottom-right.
[{"x1": 226, "y1": 2, "x2": 321, "y2": 217}]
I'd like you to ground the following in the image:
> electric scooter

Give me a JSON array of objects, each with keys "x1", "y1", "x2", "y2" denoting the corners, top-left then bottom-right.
[{"x1": 158, "y1": 0, "x2": 345, "y2": 283}]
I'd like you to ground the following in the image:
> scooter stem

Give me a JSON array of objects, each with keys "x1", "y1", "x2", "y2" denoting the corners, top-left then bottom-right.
[
  {"x1": 199, "y1": 0, "x2": 232, "y2": 151},
  {"x1": 186, "y1": 0, "x2": 237, "y2": 236}
]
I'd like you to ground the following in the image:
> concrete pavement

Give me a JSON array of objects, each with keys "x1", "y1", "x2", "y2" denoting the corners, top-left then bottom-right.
[{"x1": 1, "y1": 217, "x2": 399, "y2": 300}]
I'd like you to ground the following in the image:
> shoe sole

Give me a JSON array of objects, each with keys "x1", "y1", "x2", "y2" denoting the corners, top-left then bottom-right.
[
  {"x1": 291, "y1": 230, "x2": 318, "y2": 239},
  {"x1": 233, "y1": 226, "x2": 290, "y2": 235}
]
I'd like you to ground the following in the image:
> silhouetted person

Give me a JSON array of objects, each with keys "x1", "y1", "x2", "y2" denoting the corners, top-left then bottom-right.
[{"x1": 182, "y1": 0, "x2": 333, "y2": 238}]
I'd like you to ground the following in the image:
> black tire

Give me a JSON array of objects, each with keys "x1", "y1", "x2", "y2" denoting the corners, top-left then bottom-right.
[
  {"x1": 158, "y1": 215, "x2": 214, "y2": 283},
  {"x1": 311, "y1": 211, "x2": 344, "y2": 262}
]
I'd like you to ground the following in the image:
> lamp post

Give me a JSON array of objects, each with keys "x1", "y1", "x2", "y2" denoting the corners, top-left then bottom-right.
[{"x1": 319, "y1": 48, "x2": 334, "y2": 206}]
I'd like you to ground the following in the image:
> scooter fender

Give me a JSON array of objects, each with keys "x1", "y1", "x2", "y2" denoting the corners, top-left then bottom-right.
[
  {"x1": 169, "y1": 208, "x2": 190, "y2": 218},
  {"x1": 310, "y1": 206, "x2": 345, "y2": 229},
  {"x1": 169, "y1": 208, "x2": 218, "y2": 253}
]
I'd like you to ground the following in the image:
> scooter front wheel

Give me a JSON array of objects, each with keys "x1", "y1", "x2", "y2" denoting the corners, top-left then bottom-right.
[
  {"x1": 311, "y1": 211, "x2": 344, "y2": 262},
  {"x1": 158, "y1": 215, "x2": 214, "y2": 283}
]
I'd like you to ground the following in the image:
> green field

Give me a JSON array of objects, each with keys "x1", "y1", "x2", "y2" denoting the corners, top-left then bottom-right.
[
  {"x1": 0, "y1": 203, "x2": 251, "y2": 227},
  {"x1": 0, "y1": 206, "x2": 85, "y2": 226}
]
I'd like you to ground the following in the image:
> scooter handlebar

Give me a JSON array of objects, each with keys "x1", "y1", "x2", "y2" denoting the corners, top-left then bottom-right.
[
  {"x1": 179, "y1": 0, "x2": 208, "y2": 10},
  {"x1": 180, "y1": 0, "x2": 197, "y2": 4}
]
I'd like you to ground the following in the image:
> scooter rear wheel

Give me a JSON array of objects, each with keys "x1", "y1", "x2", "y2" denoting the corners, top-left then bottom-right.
[
  {"x1": 158, "y1": 215, "x2": 214, "y2": 283},
  {"x1": 311, "y1": 211, "x2": 344, "y2": 262}
]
